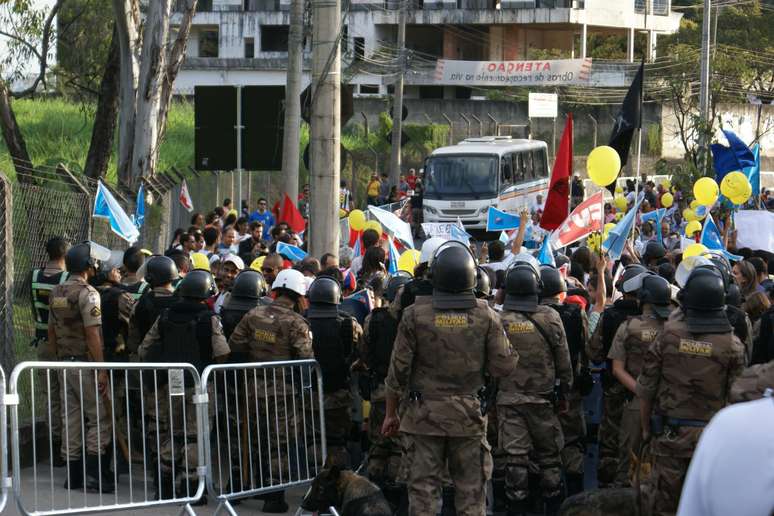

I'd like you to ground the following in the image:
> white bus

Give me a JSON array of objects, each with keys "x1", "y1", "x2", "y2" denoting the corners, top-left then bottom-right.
[{"x1": 422, "y1": 136, "x2": 550, "y2": 230}]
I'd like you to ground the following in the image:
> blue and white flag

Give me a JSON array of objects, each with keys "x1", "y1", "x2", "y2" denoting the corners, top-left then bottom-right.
[
  {"x1": 93, "y1": 181, "x2": 140, "y2": 244},
  {"x1": 743, "y1": 143, "x2": 760, "y2": 206},
  {"x1": 352, "y1": 234, "x2": 362, "y2": 257},
  {"x1": 499, "y1": 231, "x2": 510, "y2": 244},
  {"x1": 700, "y1": 215, "x2": 742, "y2": 261},
  {"x1": 276, "y1": 242, "x2": 307, "y2": 262},
  {"x1": 133, "y1": 182, "x2": 145, "y2": 229},
  {"x1": 450, "y1": 217, "x2": 471, "y2": 245},
  {"x1": 641, "y1": 208, "x2": 666, "y2": 241},
  {"x1": 486, "y1": 207, "x2": 522, "y2": 231},
  {"x1": 387, "y1": 237, "x2": 400, "y2": 275},
  {"x1": 537, "y1": 235, "x2": 555, "y2": 266},
  {"x1": 602, "y1": 198, "x2": 642, "y2": 261}
]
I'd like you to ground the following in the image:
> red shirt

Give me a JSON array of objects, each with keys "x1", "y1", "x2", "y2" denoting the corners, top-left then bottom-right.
[{"x1": 406, "y1": 175, "x2": 417, "y2": 190}]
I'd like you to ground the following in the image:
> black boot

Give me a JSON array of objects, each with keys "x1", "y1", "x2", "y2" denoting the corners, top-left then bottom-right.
[
  {"x1": 187, "y1": 478, "x2": 208, "y2": 507},
  {"x1": 506, "y1": 498, "x2": 530, "y2": 516},
  {"x1": 565, "y1": 473, "x2": 584, "y2": 498},
  {"x1": 382, "y1": 484, "x2": 408, "y2": 516},
  {"x1": 543, "y1": 495, "x2": 564, "y2": 516},
  {"x1": 153, "y1": 470, "x2": 174, "y2": 501},
  {"x1": 262, "y1": 491, "x2": 289, "y2": 513},
  {"x1": 440, "y1": 486, "x2": 457, "y2": 516},
  {"x1": 492, "y1": 479, "x2": 507, "y2": 514},
  {"x1": 63, "y1": 459, "x2": 83, "y2": 489},
  {"x1": 52, "y1": 440, "x2": 66, "y2": 468},
  {"x1": 85, "y1": 454, "x2": 115, "y2": 494}
]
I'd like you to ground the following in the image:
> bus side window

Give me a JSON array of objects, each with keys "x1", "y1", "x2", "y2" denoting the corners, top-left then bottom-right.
[
  {"x1": 501, "y1": 153, "x2": 513, "y2": 185},
  {"x1": 533, "y1": 149, "x2": 547, "y2": 178},
  {"x1": 523, "y1": 151, "x2": 534, "y2": 180}
]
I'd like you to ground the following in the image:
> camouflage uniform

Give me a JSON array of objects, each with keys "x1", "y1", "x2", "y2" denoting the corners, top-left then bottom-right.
[
  {"x1": 139, "y1": 310, "x2": 230, "y2": 492},
  {"x1": 228, "y1": 300, "x2": 314, "y2": 487},
  {"x1": 48, "y1": 277, "x2": 111, "y2": 460},
  {"x1": 125, "y1": 285, "x2": 176, "y2": 354},
  {"x1": 385, "y1": 297, "x2": 518, "y2": 516},
  {"x1": 497, "y1": 305, "x2": 573, "y2": 506},
  {"x1": 636, "y1": 311, "x2": 745, "y2": 516},
  {"x1": 729, "y1": 361, "x2": 774, "y2": 403},
  {"x1": 607, "y1": 306, "x2": 664, "y2": 486}
]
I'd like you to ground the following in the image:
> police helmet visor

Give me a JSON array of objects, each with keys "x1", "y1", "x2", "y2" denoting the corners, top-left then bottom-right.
[
  {"x1": 675, "y1": 256, "x2": 714, "y2": 288},
  {"x1": 510, "y1": 252, "x2": 541, "y2": 278}
]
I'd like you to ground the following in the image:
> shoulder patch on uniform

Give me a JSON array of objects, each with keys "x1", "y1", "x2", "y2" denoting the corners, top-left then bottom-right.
[
  {"x1": 254, "y1": 329, "x2": 277, "y2": 344},
  {"x1": 507, "y1": 321, "x2": 535, "y2": 334},
  {"x1": 90, "y1": 306, "x2": 101, "y2": 317},
  {"x1": 434, "y1": 313, "x2": 469, "y2": 328},
  {"x1": 641, "y1": 329, "x2": 658, "y2": 342},
  {"x1": 51, "y1": 297, "x2": 68, "y2": 309},
  {"x1": 678, "y1": 338, "x2": 712, "y2": 357}
]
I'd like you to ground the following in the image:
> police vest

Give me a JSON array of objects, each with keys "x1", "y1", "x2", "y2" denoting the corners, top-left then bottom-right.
[
  {"x1": 221, "y1": 297, "x2": 260, "y2": 343},
  {"x1": 31, "y1": 269, "x2": 68, "y2": 339},
  {"x1": 398, "y1": 278, "x2": 432, "y2": 318},
  {"x1": 366, "y1": 307, "x2": 400, "y2": 383},
  {"x1": 727, "y1": 305, "x2": 749, "y2": 345},
  {"x1": 98, "y1": 284, "x2": 130, "y2": 356},
  {"x1": 132, "y1": 290, "x2": 178, "y2": 345},
  {"x1": 157, "y1": 300, "x2": 213, "y2": 374},
  {"x1": 310, "y1": 315, "x2": 354, "y2": 393},
  {"x1": 602, "y1": 299, "x2": 641, "y2": 357},
  {"x1": 548, "y1": 302, "x2": 585, "y2": 374},
  {"x1": 125, "y1": 281, "x2": 149, "y2": 301}
]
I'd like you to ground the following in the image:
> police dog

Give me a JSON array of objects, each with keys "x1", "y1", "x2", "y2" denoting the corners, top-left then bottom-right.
[{"x1": 302, "y1": 465, "x2": 392, "y2": 516}]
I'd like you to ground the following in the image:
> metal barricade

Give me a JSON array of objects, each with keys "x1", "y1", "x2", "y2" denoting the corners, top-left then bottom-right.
[
  {"x1": 0, "y1": 367, "x2": 10, "y2": 513},
  {"x1": 8, "y1": 362, "x2": 206, "y2": 516},
  {"x1": 200, "y1": 360, "x2": 327, "y2": 516}
]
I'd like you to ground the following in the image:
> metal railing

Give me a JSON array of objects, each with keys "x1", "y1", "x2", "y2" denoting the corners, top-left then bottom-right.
[{"x1": 201, "y1": 360, "x2": 326, "y2": 516}]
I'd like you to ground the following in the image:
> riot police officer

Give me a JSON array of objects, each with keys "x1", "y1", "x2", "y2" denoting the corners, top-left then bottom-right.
[
  {"x1": 382, "y1": 242, "x2": 518, "y2": 516},
  {"x1": 307, "y1": 276, "x2": 363, "y2": 468},
  {"x1": 637, "y1": 266, "x2": 745, "y2": 516},
  {"x1": 139, "y1": 269, "x2": 229, "y2": 502},
  {"x1": 642, "y1": 240, "x2": 667, "y2": 271},
  {"x1": 704, "y1": 252, "x2": 753, "y2": 362},
  {"x1": 90, "y1": 253, "x2": 131, "y2": 362},
  {"x1": 121, "y1": 246, "x2": 149, "y2": 299},
  {"x1": 539, "y1": 265, "x2": 590, "y2": 498},
  {"x1": 475, "y1": 266, "x2": 493, "y2": 303},
  {"x1": 48, "y1": 241, "x2": 113, "y2": 492},
  {"x1": 220, "y1": 270, "x2": 268, "y2": 344},
  {"x1": 391, "y1": 237, "x2": 446, "y2": 319},
  {"x1": 126, "y1": 255, "x2": 180, "y2": 354},
  {"x1": 498, "y1": 255, "x2": 573, "y2": 515},
  {"x1": 588, "y1": 263, "x2": 645, "y2": 487},
  {"x1": 607, "y1": 272, "x2": 672, "y2": 486},
  {"x1": 30, "y1": 236, "x2": 70, "y2": 467}
]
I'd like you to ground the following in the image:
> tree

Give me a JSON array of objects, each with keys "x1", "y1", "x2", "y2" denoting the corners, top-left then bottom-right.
[{"x1": 112, "y1": 0, "x2": 198, "y2": 185}]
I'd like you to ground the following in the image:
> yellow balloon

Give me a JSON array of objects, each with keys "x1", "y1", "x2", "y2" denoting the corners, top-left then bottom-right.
[
  {"x1": 693, "y1": 177, "x2": 719, "y2": 206},
  {"x1": 191, "y1": 252, "x2": 211, "y2": 272},
  {"x1": 397, "y1": 250, "x2": 421, "y2": 274},
  {"x1": 364, "y1": 220, "x2": 383, "y2": 236},
  {"x1": 249, "y1": 256, "x2": 266, "y2": 271},
  {"x1": 339, "y1": 208, "x2": 347, "y2": 219},
  {"x1": 604, "y1": 222, "x2": 616, "y2": 233},
  {"x1": 682, "y1": 208, "x2": 697, "y2": 222},
  {"x1": 587, "y1": 146, "x2": 621, "y2": 187},
  {"x1": 683, "y1": 243, "x2": 708, "y2": 258},
  {"x1": 720, "y1": 171, "x2": 750, "y2": 200},
  {"x1": 615, "y1": 186, "x2": 623, "y2": 194},
  {"x1": 614, "y1": 195, "x2": 628, "y2": 211},
  {"x1": 661, "y1": 192, "x2": 674, "y2": 208},
  {"x1": 661, "y1": 178, "x2": 671, "y2": 190},
  {"x1": 729, "y1": 178, "x2": 752, "y2": 205},
  {"x1": 684, "y1": 220, "x2": 702, "y2": 237},
  {"x1": 614, "y1": 212, "x2": 623, "y2": 222},
  {"x1": 587, "y1": 233, "x2": 602, "y2": 252},
  {"x1": 348, "y1": 209, "x2": 366, "y2": 232},
  {"x1": 689, "y1": 200, "x2": 700, "y2": 210}
]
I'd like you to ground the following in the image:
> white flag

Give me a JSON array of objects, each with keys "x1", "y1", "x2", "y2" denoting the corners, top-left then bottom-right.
[{"x1": 179, "y1": 179, "x2": 194, "y2": 212}]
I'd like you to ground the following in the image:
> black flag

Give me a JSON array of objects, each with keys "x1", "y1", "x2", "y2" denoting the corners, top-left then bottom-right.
[{"x1": 607, "y1": 61, "x2": 644, "y2": 192}]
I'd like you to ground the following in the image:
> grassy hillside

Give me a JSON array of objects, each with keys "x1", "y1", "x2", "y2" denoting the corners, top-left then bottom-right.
[{"x1": 0, "y1": 97, "x2": 195, "y2": 181}]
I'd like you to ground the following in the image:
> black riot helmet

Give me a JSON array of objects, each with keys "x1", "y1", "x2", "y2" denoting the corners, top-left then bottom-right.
[
  {"x1": 617, "y1": 264, "x2": 649, "y2": 293},
  {"x1": 144, "y1": 256, "x2": 179, "y2": 287},
  {"x1": 540, "y1": 265, "x2": 566, "y2": 299},
  {"x1": 638, "y1": 274, "x2": 672, "y2": 319},
  {"x1": 385, "y1": 271, "x2": 412, "y2": 303},
  {"x1": 177, "y1": 269, "x2": 217, "y2": 300},
  {"x1": 703, "y1": 252, "x2": 732, "y2": 293},
  {"x1": 678, "y1": 267, "x2": 731, "y2": 333},
  {"x1": 726, "y1": 283, "x2": 742, "y2": 308},
  {"x1": 504, "y1": 254, "x2": 542, "y2": 312},
  {"x1": 65, "y1": 241, "x2": 111, "y2": 273},
  {"x1": 430, "y1": 241, "x2": 477, "y2": 309},
  {"x1": 306, "y1": 276, "x2": 342, "y2": 319},
  {"x1": 231, "y1": 270, "x2": 268, "y2": 299},
  {"x1": 475, "y1": 266, "x2": 492, "y2": 299}
]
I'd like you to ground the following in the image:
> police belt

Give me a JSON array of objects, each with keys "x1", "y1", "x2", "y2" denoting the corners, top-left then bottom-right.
[{"x1": 665, "y1": 417, "x2": 708, "y2": 428}]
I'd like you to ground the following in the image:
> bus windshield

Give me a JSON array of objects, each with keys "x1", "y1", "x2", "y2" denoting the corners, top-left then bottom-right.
[{"x1": 424, "y1": 155, "x2": 498, "y2": 200}]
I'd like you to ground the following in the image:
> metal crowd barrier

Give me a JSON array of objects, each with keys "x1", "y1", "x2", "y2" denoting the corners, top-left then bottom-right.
[
  {"x1": 7, "y1": 362, "x2": 206, "y2": 516},
  {"x1": 201, "y1": 360, "x2": 327, "y2": 516},
  {"x1": 0, "y1": 367, "x2": 9, "y2": 514}
]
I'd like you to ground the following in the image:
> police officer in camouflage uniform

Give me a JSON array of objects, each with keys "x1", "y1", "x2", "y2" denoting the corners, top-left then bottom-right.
[
  {"x1": 228, "y1": 268, "x2": 313, "y2": 513},
  {"x1": 126, "y1": 256, "x2": 179, "y2": 355},
  {"x1": 220, "y1": 270, "x2": 268, "y2": 343},
  {"x1": 539, "y1": 265, "x2": 589, "y2": 498},
  {"x1": 307, "y1": 276, "x2": 363, "y2": 468},
  {"x1": 607, "y1": 272, "x2": 672, "y2": 486},
  {"x1": 48, "y1": 241, "x2": 113, "y2": 492},
  {"x1": 498, "y1": 255, "x2": 573, "y2": 516},
  {"x1": 588, "y1": 264, "x2": 645, "y2": 487},
  {"x1": 30, "y1": 236, "x2": 70, "y2": 467},
  {"x1": 704, "y1": 252, "x2": 754, "y2": 362},
  {"x1": 729, "y1": 360, "x2": 774, "y2": 402},
  {"x1": 382, "y1": 241, "x2": 518, "y2": 516},
  {"x1": 139, "y1": 269, "x2": 229, "y2": 503},
  {"x1": 637, "y1": 266, "x2": 745, "y2": 516}
]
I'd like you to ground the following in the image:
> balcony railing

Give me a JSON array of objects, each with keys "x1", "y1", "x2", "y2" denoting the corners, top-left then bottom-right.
[{"x1": 635, "y1": 0, "x2": 670, "y2": 15}]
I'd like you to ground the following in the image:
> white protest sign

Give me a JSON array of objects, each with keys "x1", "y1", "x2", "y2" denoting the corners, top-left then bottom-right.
[
  {"x1": 528, "y1": 93, "x2": 558, "y2": 118},
  {"x1": 735, "y1": 210, "x2": 774, "y2": 251},
  {"x1": 421, "y1": 223, "x2": 455, "y2": 239}
]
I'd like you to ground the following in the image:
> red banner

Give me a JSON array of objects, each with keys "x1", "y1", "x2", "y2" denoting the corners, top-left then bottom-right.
[{"x1": 551, "y1": 191, "x2": 604, "y2": 248}]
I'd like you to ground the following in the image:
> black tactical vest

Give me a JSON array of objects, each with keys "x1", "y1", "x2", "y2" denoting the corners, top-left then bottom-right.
[
  {"x1": 726, "y1": 305, "x2": 749, "y2": 345},
  {"x1": 366, "y1": 307, "x2": 400, "y2": 382},
  {"x1": 31, "y1": 269, "x2": 68, "y2": 339},
  {"x1": 602, "y1": 298, "x2": 641, "y2": 356},
  {"x1": 98, "y1": 284, "x2": 130, "y2": 358},
  {"x1": 548, "y1": 302, "x2": 584, "y2": 374},
  {"x1": 221, "y1": 297, "x2": 260, "y2": 343},
  {"x1": 310, "y1": 315, "x2": 354, "y2": 393},
  {"x1": 398, "y1": 278, "x2": 433, "y2": 319},
  {"x1": 157, "y1": 300, "x2": 213, "y2": 374},
  {"x1": 133, "y1": 290, "x2": 178, "y2": 345}
]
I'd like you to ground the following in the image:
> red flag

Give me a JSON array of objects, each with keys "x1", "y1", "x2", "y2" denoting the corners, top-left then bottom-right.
[
  {"x1": 179, "y1": 179, "x2": 194, "y2": 212},
  {"x1": 552, "y1": 191, "x2": 604, "y2": 248},
  {"x1": 279, "y1": 193, "x2": 306, "y2": 233},
  {"x1": 540, "y1": 114, "x2": 573, "y2": 230}
]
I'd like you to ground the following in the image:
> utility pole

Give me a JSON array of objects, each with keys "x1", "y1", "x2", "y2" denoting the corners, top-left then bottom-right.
[
  {"x1": 389, "y1": 0, "x2": 407, "y2": 188},
  {"x1": 281, "y1": 0, "x2": 305, "y2": 204},
  {"x1": 309, "y1": 0, "x2": 341, "y2": 256},
  {"x1": 698, "y1": 0, "x2": 712, "y2": 174}
]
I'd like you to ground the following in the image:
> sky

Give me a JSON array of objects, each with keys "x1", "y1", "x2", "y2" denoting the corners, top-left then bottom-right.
[{"x1": 0, "y1": 0, "x2": 57, "y2": 90}]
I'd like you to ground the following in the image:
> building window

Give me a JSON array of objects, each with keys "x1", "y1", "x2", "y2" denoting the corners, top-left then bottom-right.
[
  {"x1": 198, "y1": 0, "x2": 213, "y2": 10},
  {"x1": 261, "y1": 26, "x2": 289, "y2": 52},
  {"x1": 360, "y1": 84, "x2": 379, "y2": 94},
  {"x1": 245, "y1": 37, "x2": 255, "y2": 58},
  {"x1": 199, "y1": 28, "x2": 219, "y2": 58},
  {"x1": 342, "y1": 25, "x2": 349, "y2": 53},
  {"x1": 354, "y1": 37, "x2": 365, "y2": 60},
  {"x1": 419, "y1": 86, "x2": 444, "y2": 99}
]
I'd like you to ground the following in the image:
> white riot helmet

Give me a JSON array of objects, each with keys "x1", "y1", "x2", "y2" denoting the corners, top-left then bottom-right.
[
  {"x1": 271, "y1": 269, "x2": 308, "y2": 296},
  {"x1": 419, "y1": 237, "x2": 447, "y2": 265}
]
